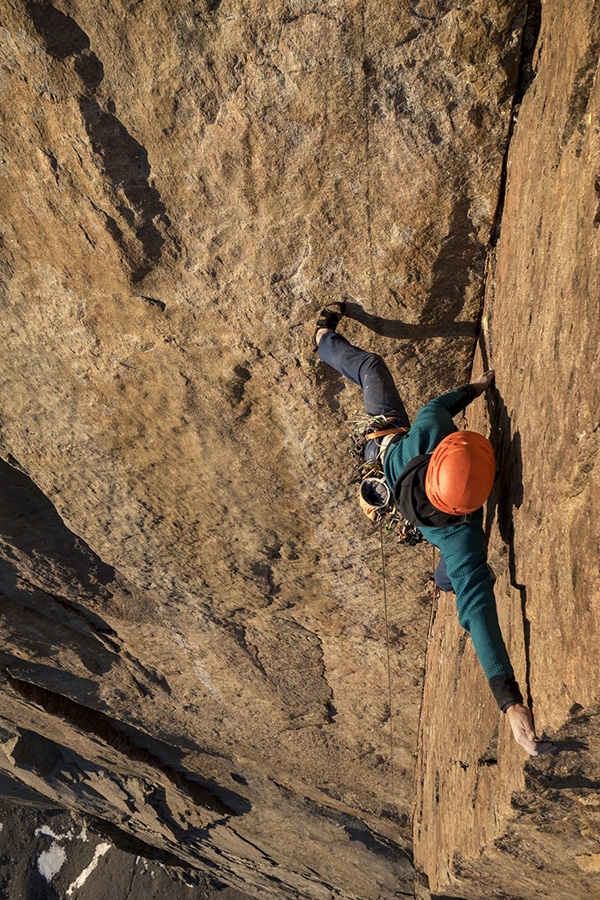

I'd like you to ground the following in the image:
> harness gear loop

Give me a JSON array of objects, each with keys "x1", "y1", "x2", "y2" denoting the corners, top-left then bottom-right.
[
  {"x1": 363, "y1": 425, "x2": 409, "y2": 442},
  {"x1": 351, "y1": 418, "x2": 423, "y2": 541}
]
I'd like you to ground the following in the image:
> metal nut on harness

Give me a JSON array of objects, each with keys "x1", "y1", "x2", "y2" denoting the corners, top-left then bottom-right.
[{"x1": 397, "y1": 520, "x2": 423, "y2": 546}]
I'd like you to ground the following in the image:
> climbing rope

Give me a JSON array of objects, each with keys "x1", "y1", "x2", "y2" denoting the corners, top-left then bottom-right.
[
  {"x1": 428, "y1": 545, "x2": 440, "y2": 643},
  {"x1": 378, "y1": 529, "x2": 440, "y2": 810},
  {"x1": 379, "y1": 519, "x2": 395, "y2": 806}
]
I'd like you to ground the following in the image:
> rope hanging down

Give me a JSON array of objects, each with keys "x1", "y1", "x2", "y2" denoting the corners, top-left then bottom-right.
[
  {"x1": 428, "y1": 545, "x2": 440, "y2": 643},
  {"x1": 379, "y1": 520, "x2": 395, "y2": 807},
  {"x1": 378, "y1": 530, "x2": 441, "y2": 810}
]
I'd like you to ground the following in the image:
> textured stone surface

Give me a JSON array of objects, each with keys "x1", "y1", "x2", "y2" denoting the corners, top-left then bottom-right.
[
  {"x1": 414, "y1": 0, "x2": 600, "y2": 896},
  {"x1": 1, "y1": 0, "x2": 585, "y2": 897},
  {"x1": 0, "y1": 796, "x2": 251, "y2": 900}
]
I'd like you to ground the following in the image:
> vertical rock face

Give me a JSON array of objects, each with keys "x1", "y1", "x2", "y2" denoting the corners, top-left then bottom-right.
[
  {"x1": 0, "y1": 797, "x2": 251, "y2": 900},
  {"x1": 0, "y1": 0, "x2": 552, "y2": 896},
  {"x1": 415, "y1": 0, "x2": 600, "y2": 897}
]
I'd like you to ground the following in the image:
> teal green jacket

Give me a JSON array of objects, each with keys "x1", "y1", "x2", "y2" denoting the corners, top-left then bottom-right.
[{"x1": 383, "y1": 387, "x2": 514, "y2": 684}]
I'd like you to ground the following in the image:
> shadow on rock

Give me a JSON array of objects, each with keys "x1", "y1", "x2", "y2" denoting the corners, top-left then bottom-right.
[
  {"x1": 479, "y1": 337, "x2": 531, "y2": 708},
  {"x1": 420, "y1": 198, "x2": 485, "y2": 326},
  {"x1": 0, "y1": 455, "x2": 116, "y2": 600},
  {"x1": 343, "y1": 302, "x2": 477, "y2": 341},
  {"x1": 25, "y1": 0, "x2": 90, "y2": 59},
  {"x1": 25, "y1": 0, "x2": 172, "y2": 282}
]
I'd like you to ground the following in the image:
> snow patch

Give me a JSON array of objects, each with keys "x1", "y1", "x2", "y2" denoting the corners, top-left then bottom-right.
[
  {"x1": 35, "y1": 825, "x2": 73, "y2": 841},
  {"x1": 37, "y1": 844, "x2": 67, "y2": 882},
  {"x1": 34, "y1": 821, "x2": 90, "y2": 885},
  {"x1": 66, "y1": 842, "x2": 111, "y2": 896}
]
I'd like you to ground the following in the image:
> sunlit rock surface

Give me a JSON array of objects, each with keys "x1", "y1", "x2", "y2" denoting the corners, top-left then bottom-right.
[
  {"x1": 1, "y1": 1, "x2": 597, "y2": 898},
  {"x1": 414, "y1": 0, "x2": 600, "y2": 897}
]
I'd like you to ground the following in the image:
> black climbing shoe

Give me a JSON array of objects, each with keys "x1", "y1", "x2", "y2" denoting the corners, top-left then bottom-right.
[{"x1": 312, "y1": 301, "x2": 346, "y2": 351}]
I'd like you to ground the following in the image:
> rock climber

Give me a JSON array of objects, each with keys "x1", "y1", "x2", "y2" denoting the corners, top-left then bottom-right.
[{"x1": 314, "y1": 301, "x2": 555, "y2": 757}]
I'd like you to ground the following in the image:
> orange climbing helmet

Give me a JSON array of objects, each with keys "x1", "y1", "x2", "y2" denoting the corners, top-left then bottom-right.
[{"x1": 425, "y1": 431, "x2": 496, "y2": 515}]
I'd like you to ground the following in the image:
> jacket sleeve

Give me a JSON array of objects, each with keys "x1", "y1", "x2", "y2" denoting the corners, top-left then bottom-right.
[
  {"x1": 408, "y1": 386, "x2": 479, "y2": 457},
  {"x1": 431, "y1": 521, "x2": 523, "y2": 711},
  {"x1": 426, "y1": 385, "x2": 478, "y2": 418}
]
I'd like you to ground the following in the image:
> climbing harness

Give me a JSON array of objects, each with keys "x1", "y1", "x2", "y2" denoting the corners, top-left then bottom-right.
[
  {"x1": 350, "y1": 414, "x2": 408, "y2": 459},
  {"x1": 352, "y1": 416, "x2": 422, "y2": 541}
]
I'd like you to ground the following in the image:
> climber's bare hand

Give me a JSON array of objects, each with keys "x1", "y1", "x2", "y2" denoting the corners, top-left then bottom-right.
[
  {"x1": 506, "y1": 704, "x2": 557, "y2": 756},
  {"x1": 471, "y1": 370, "x2": 495, "y2": 396}
]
